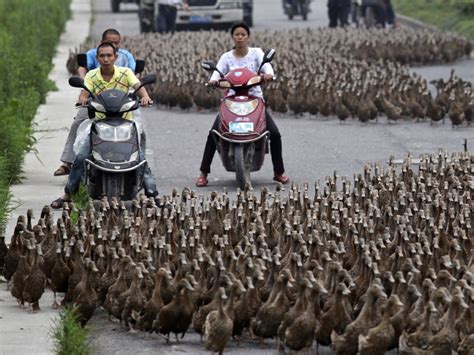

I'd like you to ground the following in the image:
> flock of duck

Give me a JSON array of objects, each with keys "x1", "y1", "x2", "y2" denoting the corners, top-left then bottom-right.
[
  {"x1": 66, "y1": 27, "x2": 474, "y2": 127},
  {"x1": 1, "y1": 150, "x2": 473, "y2": 354}
]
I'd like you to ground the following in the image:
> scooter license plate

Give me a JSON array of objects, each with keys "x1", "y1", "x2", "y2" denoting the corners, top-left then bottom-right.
[
  {"x1": 189, "y1": 15, "x2": 213, "y2": 23},
  {"x1": 229, "y1": 122, "x2": 254, "y2": 133}
]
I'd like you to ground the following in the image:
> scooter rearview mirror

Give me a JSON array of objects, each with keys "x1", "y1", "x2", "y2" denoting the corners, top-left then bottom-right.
[
  {"x1": 69, "y1": 76, "x2": 95, "y2": 98},
  {"x1": 201, "y1": 60, "x2": 225, "y2": 78},
  {"x1": 69, "y1": 76, "x2": 85, "y2": 88},
  {"x1": 141, "y1": 74, "x2": 157, "y2": 86},
  {"x1": 132, "y1": 74, "x2": 157, "y2": 94},
  {"x1": 77, "y1": 53, "x2": 88, "y2": 68},
  {"x1": 257, "y1": 49, "x2": 276, "y2": 74},
  {"x1": 135, "y1": 59, "x2": 145, "y2": 74},
  {"x1": 262, "y1": 48, "x2": 276, "y2": 64},
  {"x1": 201, "y1": 61, "x2": 217, "y2": 72}
]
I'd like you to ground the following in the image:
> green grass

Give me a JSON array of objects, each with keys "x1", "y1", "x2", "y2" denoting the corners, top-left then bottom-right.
[
  {"x1": 393, "y1": 0, "x2": 474, "y2": 39},
  {"x1": 50, "y1": 307, "x2": 91, "y2": 355},
  {"x1": 70, "y1": 183, "x2": 90, "y2": 226},
  {"x1": 0, "y1": 0, "x2": 70, "y2": 233}
]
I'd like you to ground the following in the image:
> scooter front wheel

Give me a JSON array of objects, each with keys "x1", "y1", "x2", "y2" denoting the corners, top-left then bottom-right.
[
  {"x1": 105, "y1": 173, "x2": 120, "y2": 200},
  {"x1": 234, "y1": 145, "x2": 251, "y2": 190}
]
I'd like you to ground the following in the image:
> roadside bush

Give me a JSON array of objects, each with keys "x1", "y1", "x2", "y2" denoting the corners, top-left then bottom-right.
[
  {"x1": 393, "y1": 0, "x2": 474, "y2": 38},
  {"x1": 0, "y1": 156, "x2": 10, "y2": 232},
  {"x1": 0, "y1": 0, "x2": 70, "y2": 229},
  {"x1": 50, "y1": 307, "x2": 91, "y2": 355}
]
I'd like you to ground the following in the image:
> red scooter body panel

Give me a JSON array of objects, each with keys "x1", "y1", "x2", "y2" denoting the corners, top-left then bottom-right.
[
  {"x1": 218, "y1": 96, "x2": 266, "y2": 141},
  {"x1": 217, "y1": 68, "x2": 267, "y2": 140},
  {"x1": 210, "y1": 67, "x2": 270, "y2": 177}
]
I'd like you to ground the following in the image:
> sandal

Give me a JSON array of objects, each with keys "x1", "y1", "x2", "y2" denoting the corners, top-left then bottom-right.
[
  {"x1": 273, "y1": 174, "x2": 290, "y2": 184},
  {"x1": 53, "y1": 164, "x2": 71, "y2": 176},
  {"x1": 195, "y1": 175, "x2": 208, "y2": 187},
  {"x1": 50, "y1": 197, "x2": 70, "y2": 209}
]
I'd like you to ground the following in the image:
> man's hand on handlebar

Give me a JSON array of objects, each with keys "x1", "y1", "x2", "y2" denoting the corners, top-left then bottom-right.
[
  {"x1": 76, "y1": 96, "x2": 89, "y2": 107},
  {"x1": 140, "y1": 97, "x2": 154, "y2": 106}
]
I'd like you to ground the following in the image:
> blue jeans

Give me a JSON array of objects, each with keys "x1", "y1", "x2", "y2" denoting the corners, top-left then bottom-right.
[{"x1": 65, "y1": 134, "x2": 158, "y2": 198}]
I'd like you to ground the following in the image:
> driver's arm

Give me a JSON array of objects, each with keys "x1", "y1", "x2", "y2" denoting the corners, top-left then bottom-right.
[{"x1": 133, "y1": 83, "x2": 153, "y2": 106}]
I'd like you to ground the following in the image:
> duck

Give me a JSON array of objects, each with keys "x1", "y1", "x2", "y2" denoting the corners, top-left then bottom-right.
[
  {"x1": 153, "y1": 278, "x2": 195, "y2": 343},
  {"x1": 458, "y1": 334, "x2": 474, "y2": 355},
  {"x1": 73, "y1": 259, "x2": 99, "y2": 326},
  {"x1": 121, "y1": 265, "x2": 147, "y2": 332},
  {"x1": 283, "y1": 278, "x2": 328, "y2": 352},
  {"x1": 358, "y1": 294, "x2": 404, "y2": 354},
  {"x1": 399, "y1": 301, "x2": 439, "y2": 354},
  {"x1": 223, "y1": 276, "x2": 246, "y2": 323},
  {"x1": 232, "y1": 273, "x2": 263, "y2": 340},
  {"x1": 427, "y1": 292, "x2": 469, "y2": 354},
  {"x1": 22, "y1": 244, "x2": 46, "y2": 312},
  {"x1": 50, "y1": 243, "x2": 71, "y2": 308},
  {"x1": 3, "y1": 222, "x2": 25, "y2": 288},
  {"x1": 277, "y1": 277, "x2": 313, "y2": 345},
  {"x1": 136, "y1": 267, "x2": 170, "y2": 332},
  {"x1": 96, "y1": 247, "x2": 119, "y2": 305},
  {"x1": 331, "y1": 282, "x2": 387, "y2": 354},
  {"x1": 10, "y1": 240, "x2": 33, "y2": 307},
  {"x1": 104, "y1": 255, "x2": 135, "y2": 321},
  {"x1": 250, "y1": 268, "x2": 294, "y2": 344},
  {"x1": 192, "y1": 274, "x2": 232, "y2": 340},
  {"x1": 315, "y1": 282, "x2": 352, "y2": 346},
  {"x1": 0, "y1": 233, "x2": 8, "y2": 276},
  {"x1": 203, "y1": 287, "x2": 233, "y2": 355}
]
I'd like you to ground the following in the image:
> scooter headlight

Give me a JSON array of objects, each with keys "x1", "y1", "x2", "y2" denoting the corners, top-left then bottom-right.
[
  {"x1": 225, "y1": 99, "x2": 258, "y2": 116},
  {"x1": 115, "y1": 123, "x2": 133, "y2": 141},
  {"x1": 95, "y1": 122, "x2": 115, "y2": 140},
  {"x1": 247, "y1": 76, "x2": 262, "y2": 86},
  {"x1": 219, "y1": 80, "x2": 231, "y2": 88},
  {"x1": 95, "y1": 122, "x2": 133, "y2": 141}
]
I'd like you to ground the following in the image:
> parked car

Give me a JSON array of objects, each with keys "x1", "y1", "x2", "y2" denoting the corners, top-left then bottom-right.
[
  {"x1": 111, "y1": 0, "x2": 139, "y2": 13},
  {"x1": 177, "y1": 0, "x2": 253, "y2": 30}
]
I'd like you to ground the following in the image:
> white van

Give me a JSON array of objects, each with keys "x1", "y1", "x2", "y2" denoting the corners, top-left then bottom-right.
[{"x1": 175, "y1": 0, "x2": 253, "y2": 29}]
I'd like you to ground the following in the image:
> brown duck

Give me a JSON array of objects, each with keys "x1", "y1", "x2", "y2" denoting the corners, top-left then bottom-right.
[
  {"x1": 73, "y1": 260, "x2": 99, "y2": 326},
  {"x1": 204, "y1": 287, "x2": 233, "y2": 355},
  {"x1": 22, "y1": 245, "x2": 46, "y2": 312},
  {"x1": 153, "y1": 278, "x2": 195, "y2": 343}
]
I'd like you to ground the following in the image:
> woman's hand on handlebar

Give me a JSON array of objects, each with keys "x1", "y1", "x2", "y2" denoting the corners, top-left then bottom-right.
[
  {"x1": 262, "y1": 74, "x2": 274, "y2": 83},
  {"x1": 207, "y1": 80, "x2": 218, "y2": 88}
]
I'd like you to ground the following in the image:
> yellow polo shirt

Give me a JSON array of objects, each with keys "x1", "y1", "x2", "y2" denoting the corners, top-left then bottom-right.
[{"x1": 84, "y1": 65, "x2": 140, "y2": 119}]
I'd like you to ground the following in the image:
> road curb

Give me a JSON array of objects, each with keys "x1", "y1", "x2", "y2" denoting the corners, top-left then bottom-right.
[
  {"x1": 1, "y1": 0, "x2": 91, "y2": 354},
  {"x1": 396, "y1": 13, "x2": 439, "y2": 32}
]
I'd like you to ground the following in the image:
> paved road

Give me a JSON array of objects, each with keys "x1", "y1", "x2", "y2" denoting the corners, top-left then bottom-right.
[
  {"x1": 82, "y1": 0, "x2": 472, "y2": 354},
  {"x1": 90, "y1": 0, "x2": 473, "y2": 197},
  {"x1": 1, "y1": 1, "x2": 471, "y2": 354}
]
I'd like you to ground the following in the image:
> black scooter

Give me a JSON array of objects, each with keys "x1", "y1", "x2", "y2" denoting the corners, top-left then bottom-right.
[
  {"x1": 68, "y1": 74, "x2": 156, "y2": 200},
  {"x1": 283, "y1": 0, "x2": 311, "y2": 20}
]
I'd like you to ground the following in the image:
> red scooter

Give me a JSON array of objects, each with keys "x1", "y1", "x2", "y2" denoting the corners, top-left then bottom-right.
[{"x1": 201, "y1": 49, "x2": 275, "y2": 189}]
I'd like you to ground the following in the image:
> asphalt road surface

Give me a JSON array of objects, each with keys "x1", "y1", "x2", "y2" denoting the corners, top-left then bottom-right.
[{"x1": 86, "y1": 0, "x2": 472, "y2": 353}]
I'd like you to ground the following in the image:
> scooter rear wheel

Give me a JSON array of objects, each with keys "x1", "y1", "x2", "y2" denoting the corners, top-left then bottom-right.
[{"x1": 234, "y1": 145, "x2": 251, "y2": 190}]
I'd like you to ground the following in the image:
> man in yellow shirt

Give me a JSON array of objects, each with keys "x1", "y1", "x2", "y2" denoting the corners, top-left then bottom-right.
[{"x1": 51, "y1": 42, "x2": 157, "y2": 208}]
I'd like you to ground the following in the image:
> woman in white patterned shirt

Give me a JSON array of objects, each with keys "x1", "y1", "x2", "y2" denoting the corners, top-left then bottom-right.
[{"x1": 196, "y1": 22, "x2": 289, "y2": 187}]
